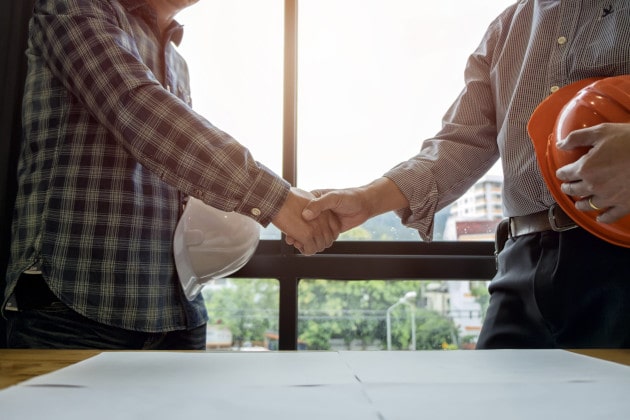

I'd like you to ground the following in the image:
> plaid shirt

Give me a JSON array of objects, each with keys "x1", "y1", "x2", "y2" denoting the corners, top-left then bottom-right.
[
  {"x1": 385, "y1": 0, "x2": 630, "y2": 240},
  {"x1": 5, "y1": 0, "x2": 289, "y2": 332}
]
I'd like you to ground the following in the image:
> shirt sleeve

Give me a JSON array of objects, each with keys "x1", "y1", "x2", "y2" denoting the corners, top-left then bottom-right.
[
  {"x1": 30, "y1": 0, "x2": 289, "y2": 226},
  {"x1": 383, "y1": 13, "x2": 505, "y2": 240}
]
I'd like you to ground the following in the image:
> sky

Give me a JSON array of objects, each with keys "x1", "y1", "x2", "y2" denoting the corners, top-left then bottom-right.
[{"x1": 176, "y1": 1, "x2": 515, "y2": 191}]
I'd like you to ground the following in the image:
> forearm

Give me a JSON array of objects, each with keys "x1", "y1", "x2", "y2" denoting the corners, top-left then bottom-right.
[{"x1": 359, "y1": 177, "x2": 409, "y2": 218}]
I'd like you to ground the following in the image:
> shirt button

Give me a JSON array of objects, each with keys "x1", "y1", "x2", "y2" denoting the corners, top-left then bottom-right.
[
  {"x1": 250, "y1": 208, "x2": 261, "y2": 217},
  {"x1": 557, "y1": 36, "x2": 567, "y2": 45},
  {"x1": 550, "y1": 85, "x2": 560, "y2": 93}
]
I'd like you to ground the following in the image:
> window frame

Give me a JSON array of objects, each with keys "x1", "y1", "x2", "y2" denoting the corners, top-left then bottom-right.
[
  {"x1": 228, "y1": 0, "x2": 497, "y2": 350},
  {"x1": 235, "y1": 240, "x2": 496, "y2": 350}
]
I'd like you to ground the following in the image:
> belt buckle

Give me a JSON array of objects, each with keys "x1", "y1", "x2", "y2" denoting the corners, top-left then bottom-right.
[{"x1": 547, "y1": 204, "x2": 577, "y2": 232}]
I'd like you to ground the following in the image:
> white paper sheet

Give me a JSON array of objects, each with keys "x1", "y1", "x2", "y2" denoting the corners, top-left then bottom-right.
[
  {"x1": 339, "y1": 349, "x2": 630, "y2": 384},
  {"x1": 1, "y1": 350, "x2": 628, "y2": 420}
]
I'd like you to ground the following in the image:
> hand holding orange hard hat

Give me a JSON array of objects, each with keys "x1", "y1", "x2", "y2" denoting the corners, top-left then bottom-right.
[{"x1": 527, "y1": 75, "x2": 630, "y2": 247}]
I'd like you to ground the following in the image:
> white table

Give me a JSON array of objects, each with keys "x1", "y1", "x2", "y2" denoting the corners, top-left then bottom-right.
[{"x1": 1, "y1": 350, "x2": 629, "y2": 420}]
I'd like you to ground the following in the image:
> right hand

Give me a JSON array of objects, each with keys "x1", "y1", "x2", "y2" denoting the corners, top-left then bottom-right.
[
  {"x1": 301, "y1": 188, "x2": 373, "y2": 233},
  {"x1": 271, "y1": 187, "x2": 341, "y2": 255},
  {"x1": 303, "y1": 177, "x2": 409, "y2": 232}
]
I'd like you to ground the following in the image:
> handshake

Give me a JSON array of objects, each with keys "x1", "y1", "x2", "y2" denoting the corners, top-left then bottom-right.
[{"x1": 270, "y1": 178, "x2": 409, "y2": 255}]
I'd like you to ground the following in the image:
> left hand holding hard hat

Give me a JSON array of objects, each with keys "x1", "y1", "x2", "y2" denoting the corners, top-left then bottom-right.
[
  {"x1": 528, "y1": 75, "x2": 630, "y2": 246},
  {"x1": 556, "y1": 122, "x2": 630, "y2": 223}
]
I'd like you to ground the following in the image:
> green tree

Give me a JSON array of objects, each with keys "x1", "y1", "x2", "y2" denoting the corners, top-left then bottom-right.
[
  {"x1": 202, "y1": 278, "x2": 460, "y2": 351},
  {"x1": 298, "y1": 279, "x2": 458, "y2": 350},
  {"x1": 298, "y1": 320, "x2": 333, "y2": 350},
  {"x1": 414, "y1": 308, "x2": 459, "y2": 350},
  {"x1": 203, "y1": 278, "x2": 279, "y2": 348}
]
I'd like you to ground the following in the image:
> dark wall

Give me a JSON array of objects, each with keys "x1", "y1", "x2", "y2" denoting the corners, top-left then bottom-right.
[{"x1": 0, "y1": 0, "x2": 35, "y2": 348}]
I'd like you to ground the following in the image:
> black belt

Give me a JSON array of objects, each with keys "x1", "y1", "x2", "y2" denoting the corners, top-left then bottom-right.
[{"x1": 508, "y1": 204, "x2": 578, "y2": 238}]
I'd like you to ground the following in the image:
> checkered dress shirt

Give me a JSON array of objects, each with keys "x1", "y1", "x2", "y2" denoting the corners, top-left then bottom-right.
[
  {"x1": 385, "y1": 0, "x2": 630, "y2": 240},
  {"x1": 5, "y1": 0, "x2": 289, "y2": 332}
]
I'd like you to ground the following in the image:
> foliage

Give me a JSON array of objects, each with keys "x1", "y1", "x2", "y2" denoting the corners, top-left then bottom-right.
[
  {"x1": 414, "y1": 308, "x2": 459, "y2": 350},
  {"x1": 203, "y1": 278, "x2": 279, "y2": 348},
  {"x1": 297, "y1": 321, "x2": 333, "y2": 350},
  {"x1": 299, "y1": 279, "x2": 459, "y2": 350},
  {"x1": 203, "y1": 277, "x2": 460, "y2": 351}
]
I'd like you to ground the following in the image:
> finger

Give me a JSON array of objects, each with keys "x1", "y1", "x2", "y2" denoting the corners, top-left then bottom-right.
[
  {"x1": 556, "y1": 161, "x2": 582, "y2": 182},
  {"x1": 328, "y1": 211, "x2": 342, "y2": 239},
  {"x1": 302, "y1": 193, "x2": 340, "y2": 221},
  {"x1": 597, "y1": 206, "x2": 630, "y2": 224},
  {"x1": 291, "y1": 240, "x2": 306, "y2": 254},
  {"x1": 310, "y1": 189, "x2": 332, "y2": 198},
  {"x1": 300, "y1": 244, "x2": 315, "y2": 256},
  {"x1": 556, "y1": 126, "x2": 598, "y2": 150},
  {"x1": 312, "y1": 223, "x2": 329, "y2": 253},
  {"x1": 316, "y1": 211, "x2": 340, "y2": 246},
  {"x1": 320, "y1": 223, "x2": 336, "y2": 249},
  {"x1": 560, "y1": 181, "x2": 588, "y2": 198},
  {"x1": 573, "y1": 196, "x2": 629, "y2": 225},
  {"x1": 296, "y1": 225, "x2": 323, "y2": 255},
  {"x1": 575, "y1": 197, "x2": 602, "y2": 212},
  {"x1": 286, "y1": 235, "x2": 308, "y2": 255},
  {"x1": 318, "y1": 219, "x2": 341, "y2": 251},
  {"x1": 560, "y1": 182, "x2": 574, "y2": 196}
]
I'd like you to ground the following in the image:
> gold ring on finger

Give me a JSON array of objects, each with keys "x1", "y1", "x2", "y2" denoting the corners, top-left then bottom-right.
[{"x1": 588, "y1": 196, "x2": 601, "y2": 211}]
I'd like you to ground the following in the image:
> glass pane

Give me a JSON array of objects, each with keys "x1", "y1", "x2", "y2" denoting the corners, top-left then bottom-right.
[
  {"x1": 202, "y1": 278, "x2": 279, "y2": 351},
  {"x1": 298, "y1": 279, "x2": 489, "y2": 350},
  {"x1": 176, "y1": 1, "x2": 284, "y2": 239},
  {"x1": 297, "y1": 0, "x2": 514, "y2": 241}
]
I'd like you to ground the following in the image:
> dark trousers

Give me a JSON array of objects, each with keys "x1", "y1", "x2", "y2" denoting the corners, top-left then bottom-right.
[
  {"x1": 477, "y1": 226, "x2": 630, "y2": 349},
  {"x1": 5, "y1": 274, "x2": 206, "y2": 350}
]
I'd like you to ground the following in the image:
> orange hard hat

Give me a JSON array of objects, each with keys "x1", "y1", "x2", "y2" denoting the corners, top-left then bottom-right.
[{"x1": 527, "y1": 75, "x2": 630, "y2": 247}]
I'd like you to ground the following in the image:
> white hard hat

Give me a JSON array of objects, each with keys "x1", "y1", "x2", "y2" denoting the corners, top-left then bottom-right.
[{"x1": 173, "y1": 197, "x2": 260, "y2": 300}]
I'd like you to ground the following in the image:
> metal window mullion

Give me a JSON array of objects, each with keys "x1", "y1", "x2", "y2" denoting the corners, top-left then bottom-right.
[
  {"x1": 278, "y1": 0, "x2": 299, "y2": 350},
  {"x1": 282, "y1": 0, "x2": 298, "y2": 188},
  {"x1": 277, "y1": 276, "x2": 299, "y2": 350}
]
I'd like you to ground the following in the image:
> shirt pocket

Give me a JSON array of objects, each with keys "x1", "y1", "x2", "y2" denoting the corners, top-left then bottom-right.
[{"x1": 578, "y1": 4, "x2": 630, "y2": 73}]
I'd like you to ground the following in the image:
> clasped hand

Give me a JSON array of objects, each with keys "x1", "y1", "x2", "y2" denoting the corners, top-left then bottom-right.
[
  {"x1": 281, "y1": 178, "x2": 407, "y2": 254},
  {"x1": 271, "y1": 187, "x2": 342, "y2": 255}
]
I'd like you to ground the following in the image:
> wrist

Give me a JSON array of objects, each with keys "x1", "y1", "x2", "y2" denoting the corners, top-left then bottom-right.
[{"x1": 362, "y1": 177, "x2": 408, "y2": 217}]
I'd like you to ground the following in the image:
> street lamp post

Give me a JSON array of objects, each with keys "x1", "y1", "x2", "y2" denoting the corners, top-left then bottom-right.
[{"x1": 386, "y1": 291, "x2": 417, "y2": 351}]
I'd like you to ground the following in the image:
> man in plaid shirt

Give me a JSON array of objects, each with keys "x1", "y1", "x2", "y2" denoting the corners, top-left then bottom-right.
[{"x1": 3, "y1": 0, "x2": 339, "y2": 349}]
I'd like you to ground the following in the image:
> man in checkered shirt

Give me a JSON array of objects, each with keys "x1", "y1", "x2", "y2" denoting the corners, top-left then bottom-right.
[
  {"x1": 3, "y1": 0, "x2": 339, "y2": 349},
  {"x1": 299, "y1": 1, "x2": 630, "y2": 349}
]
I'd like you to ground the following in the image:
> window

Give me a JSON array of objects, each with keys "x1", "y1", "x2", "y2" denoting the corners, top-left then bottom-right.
[
  {"x1": 177, "y1": 0, "x2": 512, "y2": 350},
  {"x1": 177, "y1": 1, "x2": 285, "y2": 240}
]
